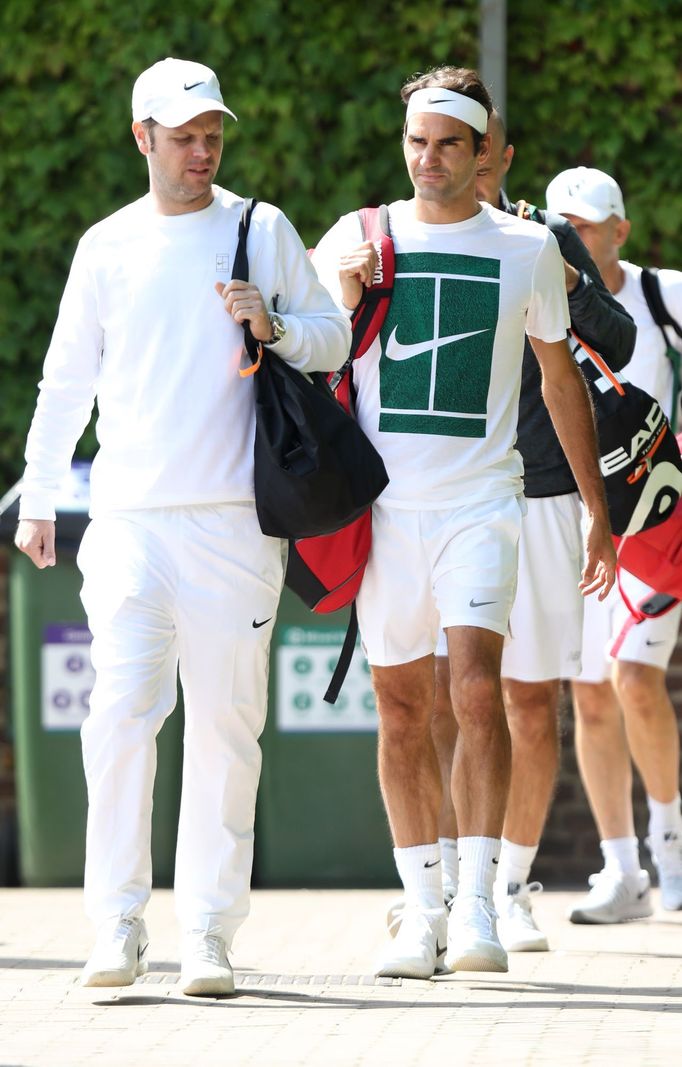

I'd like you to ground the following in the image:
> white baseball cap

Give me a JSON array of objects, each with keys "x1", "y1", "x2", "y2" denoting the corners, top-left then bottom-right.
[
  {"x1": 132, "y1": 58, "x2": 237, "y2": 127},
  {"x1": 545, "y1": 166, "x2": 625, "y2": 222}
]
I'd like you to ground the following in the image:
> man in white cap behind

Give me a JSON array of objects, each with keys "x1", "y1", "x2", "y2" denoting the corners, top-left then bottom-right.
[
  {"x1": 546, "y1": 166, "x2": 682, "y2": 923},
  {"x1": 15, "y1": 57, "x2": 350, "y2": 994},
  {"x1": 313, "y1": 66, "x2": 616, "y2": 979}
]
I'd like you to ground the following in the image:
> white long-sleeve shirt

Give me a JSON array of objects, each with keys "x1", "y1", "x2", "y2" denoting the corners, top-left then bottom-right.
[{"x1": 20, "y1": 187, "x2": 350, "y2": 519}]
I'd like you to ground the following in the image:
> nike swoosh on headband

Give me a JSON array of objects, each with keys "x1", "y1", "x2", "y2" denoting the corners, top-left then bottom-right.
[{"x1": 385, "y1": 325, "x2": 489, "y2": 361}]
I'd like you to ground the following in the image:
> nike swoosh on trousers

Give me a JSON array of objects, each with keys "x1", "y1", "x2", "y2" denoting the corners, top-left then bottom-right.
[{"x1": 384, "y1": 325, "x2": 489, "y2": 361}]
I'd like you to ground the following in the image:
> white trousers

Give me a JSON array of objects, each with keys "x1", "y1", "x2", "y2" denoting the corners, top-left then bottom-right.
[{"x1": 77, "y1": 503, "x2": 285, "y2": 944}]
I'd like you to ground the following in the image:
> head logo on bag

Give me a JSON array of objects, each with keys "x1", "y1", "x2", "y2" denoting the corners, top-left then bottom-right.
[{"x1": 571, "y1": 333, "x2": 682, "y2": 536}]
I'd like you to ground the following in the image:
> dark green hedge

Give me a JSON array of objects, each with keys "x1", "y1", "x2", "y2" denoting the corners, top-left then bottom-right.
[
  {"x1": 1, "y1": 0, "x2": 681, "y2": 489},
  {"x1": 508, "y1": 0, "x2": 682, "y2": 266}
]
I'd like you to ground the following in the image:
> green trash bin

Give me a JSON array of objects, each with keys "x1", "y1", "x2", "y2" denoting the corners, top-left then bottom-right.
[
  {"x1": 255, "y1": 586, "x2": 396, "y2": 887},
  {"x1": 2, "y1": 464, "x2": 183, "y2": 887}
]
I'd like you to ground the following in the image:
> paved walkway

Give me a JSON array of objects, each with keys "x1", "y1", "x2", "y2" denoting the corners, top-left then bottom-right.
[{"x1": 1, "y1": 886, "x2": 681, "y2": 1066}]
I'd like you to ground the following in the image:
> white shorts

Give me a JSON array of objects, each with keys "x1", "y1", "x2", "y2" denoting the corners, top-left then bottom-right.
[
  {"x1": 358, "y1": 495, "x2": 523, "y2": 667},
  {"x1": 501, "y1": 493, "x2": 584, "y2": 682},
  {"x1": 577, "y1": 568, "x2": 682, "y2": 683}
]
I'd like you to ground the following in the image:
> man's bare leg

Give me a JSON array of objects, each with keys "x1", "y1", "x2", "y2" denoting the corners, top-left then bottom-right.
[
  {"x1": 614, "y1": 662, "x2": 680, "y2": 803},
  {"x1": 501, "y1": 678, "x2": 561, "y2": 847},
  {"x1": 445, "y1": 625, "x2": 509, "y2": 973},
  {"x1": 448, "y1": 626, "x2": 510, "y2": 836},
  {"x1": 568, "y1": 679, "x2": 651, "y2": 923},
  {"x1": 492, "y1": 678, "x2": 561, "y2": 951},
  {"x1": 572, "y1": 679, "x2": 634, "y2": 839},
  {"x1": 372, "y1": 656, "x2": 441, "y2": 847},
  {"x1": 432, "y1": 655, "x2": 460, "y2": 900},
  {"x1": 614, "y1": 661, "x2": 682, "y2": 910},
  {"x1": 372, "y1": 656, "x2": 448, "y2": 978}
]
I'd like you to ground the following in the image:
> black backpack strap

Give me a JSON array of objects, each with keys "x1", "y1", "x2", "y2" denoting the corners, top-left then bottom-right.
[
  {"x1": 323, "y1": 602, "x2": 359, "y2": 705},
  {"x1": 231, "y1": 198, "x2": 264, "y2": 369},
  {"x1": 641, "y1": 267, "x2": 682, "y2": 430},
  {"x1": 641, "y1": 267, "x2": 682, "y2": 339}
]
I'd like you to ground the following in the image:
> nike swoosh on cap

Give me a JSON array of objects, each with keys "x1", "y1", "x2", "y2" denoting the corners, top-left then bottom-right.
[
  {"x1": 385, "y1": 325, "x2": 489, "y2": 362},
  {"x1": 184, "y1": 81, "x2": 205, "y2": 91},
  {"x1": 252, "y1": 617, "x2": 273, "y2": 629},
  {"x1": 470, "y1": 598, "x2": 497, "y2": 608}
]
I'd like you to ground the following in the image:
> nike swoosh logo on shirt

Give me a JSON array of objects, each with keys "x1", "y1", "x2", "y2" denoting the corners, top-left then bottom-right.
[{"x1": 385, "y1": 325, "x2": 489, "y2": 361}]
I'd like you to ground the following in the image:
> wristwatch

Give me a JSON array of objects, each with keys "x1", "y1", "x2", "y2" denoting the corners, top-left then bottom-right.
[{"x1": 267, "y1": 312, "x2": 287, "y2": 345}]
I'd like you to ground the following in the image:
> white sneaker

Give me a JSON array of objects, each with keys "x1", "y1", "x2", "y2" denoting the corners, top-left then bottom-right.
[
  {"x1": 647, "y1": 832, "x2": 682, "y2": 911},
  {"x1": 386, "y1": 885, "x2": 457, "y2": 939},
  {"x1": 568, "y1": 869, "x2": 653, "y2": 924},
  {"x1": 180, "y1": 930, "x2": 235, "y2": 996},
  {"x1": 495, "y1": 881, "x2": 549, "y2": 952},
  {"x1": 386, "y1": 896, "x2": 406, "y2": 939},
  {"x1": 81, "y1": 916, "x2": 149, "y2": 987},
  {"x1": 445, "y1": 893, "x2": 508, "y2": 973},
  {"x1": 375, "y1": 904, "x2": 448, "y2": 979}
]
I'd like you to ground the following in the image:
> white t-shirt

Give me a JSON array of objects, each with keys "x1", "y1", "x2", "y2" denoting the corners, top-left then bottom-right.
[
  {"x1": 313, "y1": 199, "x2": 570, "y2": 508},
  {"x1": 19, "y1": 187, "x2": 350, "y2": 519},
  {"x1": 615, "y1": 260, "x2": 682, "y2": 420}
]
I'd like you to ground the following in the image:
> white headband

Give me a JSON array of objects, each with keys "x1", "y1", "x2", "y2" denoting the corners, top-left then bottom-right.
[{"x1": 405, "y1": 87, "x2": 488, "y2": 135}]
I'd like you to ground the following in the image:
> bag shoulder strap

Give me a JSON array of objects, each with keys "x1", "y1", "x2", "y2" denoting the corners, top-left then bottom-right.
[
  {"x1": 232, "y1": 197, "x2": 258, "y2": 283},
  {"x1": 641, "y1": 267, "x2": 682, "y2": 339},
  {"x1": 328, "y1": 205, "x2": 395, "y2": 390},
  {"x1": 323, "y1": 602, "x2": 359, "y2": 704},
  {"x1": 232, "y1": 198, "x2": 263, "y2": 372},
  {"x1": 641, "y1": 267, "x2": 682, "y2": 430}
]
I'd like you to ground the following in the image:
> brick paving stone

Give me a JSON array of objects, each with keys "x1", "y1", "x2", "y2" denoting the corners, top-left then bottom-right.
[{"x1": 1, "y1": 887, "x2": 682, "y2": 1066}]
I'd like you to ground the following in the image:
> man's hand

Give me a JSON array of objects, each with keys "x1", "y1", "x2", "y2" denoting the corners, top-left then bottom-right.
[
  {"x1": 338, "y1": 241, "x2": 378, "y2": 311},
  {"x1": 15, "y1": 519, "x2": 56, "y2": 569},
  {"x1": 214, "y1": 280, "x2": 272, "y2": 342},
  {"x1": 579, "y1": 511, "x2": 616, "y2": 601}
]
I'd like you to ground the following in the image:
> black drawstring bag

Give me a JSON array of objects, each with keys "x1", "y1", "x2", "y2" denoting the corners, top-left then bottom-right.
[{"x1": 232, "y1": 198, "x2": 389, "y2": 539}]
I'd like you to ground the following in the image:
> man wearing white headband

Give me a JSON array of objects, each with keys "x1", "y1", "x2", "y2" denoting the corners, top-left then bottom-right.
[
  {"x1": 15, "y1": 57, "x2": 350, "y2": 995},
  {"x1": 313, "y1": 65, "x2": 615, "y2": 978},
  {"x1": 426, "y1": 117, "x2": 636, "y2": 957},
  {"x1": 546, "y1": 167, "x2": 682, "y2": 925}
]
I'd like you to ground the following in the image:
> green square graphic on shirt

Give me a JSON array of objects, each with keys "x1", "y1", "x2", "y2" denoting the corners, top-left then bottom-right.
[{"x1": 378, "y1": 251, "x2": 500, "y2": 437}]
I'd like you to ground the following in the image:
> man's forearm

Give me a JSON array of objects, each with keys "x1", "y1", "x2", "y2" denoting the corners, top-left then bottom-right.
[{"x1": 541, "y1": 364, "x2": 608, "y2": 517}]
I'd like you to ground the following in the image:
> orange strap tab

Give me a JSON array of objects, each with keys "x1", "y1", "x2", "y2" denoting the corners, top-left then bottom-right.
[{"x1": 238, "y1": 342, "x2": 264, "y2": 378}]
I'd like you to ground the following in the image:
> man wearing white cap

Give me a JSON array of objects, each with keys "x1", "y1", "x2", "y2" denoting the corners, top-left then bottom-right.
[
  {"x1": 546, "y1": 166, "x2": 682, "y2": 923},
  {"x1": 313, "y1": 67, "x2": 615, "y2": 978},
  {"x1": 14, "y1": 57, "x2": 350, "y2": 994}
]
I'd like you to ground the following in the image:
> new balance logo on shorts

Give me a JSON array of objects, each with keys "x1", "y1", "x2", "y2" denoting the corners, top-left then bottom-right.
[{"x1": 378, "y1": 251, "x2": 500, "y2": 438}]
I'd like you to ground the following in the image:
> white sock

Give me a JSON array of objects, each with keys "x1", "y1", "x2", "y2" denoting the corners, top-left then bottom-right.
[
  {"x1": 457, "y1": 836, "x2": 500, "y2": 900},
  {"x1": 647, "y1": 794, "x2": 682, "y2": 840},
  {"x1": 393, "y1": 844, "x2": 443, "y2": 908},
  {"x1": 439, "y1": 837, "x2": 458, "y2": 894},
  {"x1": 600, "y1": 836, "x2": 640, "y2": 877},
  {"x1": 497, "y1": 838, "x2": 538, "y2": 895}
]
